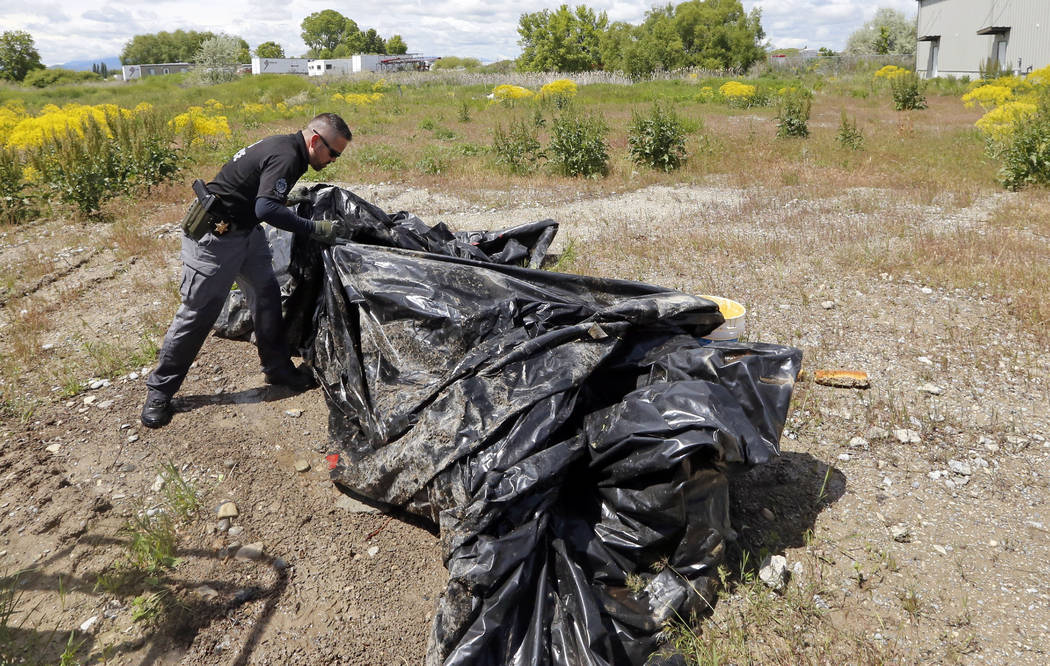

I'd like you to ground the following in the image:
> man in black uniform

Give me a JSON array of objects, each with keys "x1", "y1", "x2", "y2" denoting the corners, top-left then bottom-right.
[{"x1": 140, "y1": 112, "x2": 352, "y2": 428}]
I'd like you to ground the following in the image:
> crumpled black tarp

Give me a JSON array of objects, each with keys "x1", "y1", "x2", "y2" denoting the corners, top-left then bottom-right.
[
  {"x1": 282, "y1": 224, "x2": 803, "y2": 662},
  {"x1": 212, "y1": 184, "x2": 558, "y2": 339},
  {"x1": 234, "y1": 184, "x2": 802, "y2": 664}
]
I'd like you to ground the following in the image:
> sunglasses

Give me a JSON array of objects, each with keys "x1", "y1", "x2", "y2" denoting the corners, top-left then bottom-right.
[{"x1": 312, "y1": 129, "x2": 341, "y2": 159}]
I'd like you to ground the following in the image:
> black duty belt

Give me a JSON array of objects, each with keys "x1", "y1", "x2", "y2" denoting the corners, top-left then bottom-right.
[{"x1": 181, "y1": 181, "x2": 255, "y2": 239}]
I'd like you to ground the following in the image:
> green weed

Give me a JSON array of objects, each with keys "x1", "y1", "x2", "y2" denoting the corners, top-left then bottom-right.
[
  {"x1": 121, "y1": 510, "x2": 178, "y2": 575},
  {"x1": 628, "y1": 102, "x2": 688, "y2": 172},
  {"x1": 491, "y1": 117, "x2": 543, "y2": 176},
  {"x1": 547, "y1": 110, "x2": 609, "y2": 178},
  {"x1": 160, "y1": 462, "x2": 202, "y2": 523},
  {"x1": 837, "y1": 111, "x2": 864, "y2": 150},
  {"x1": 58, "y1": 631, "x2": 85, "y2": 666},
  {"x1": 776, "y1": 88, "x2": 811, "y2": 138},
  {"x1": 890, "y1": 72, "x2": 928, "y2": 111}
]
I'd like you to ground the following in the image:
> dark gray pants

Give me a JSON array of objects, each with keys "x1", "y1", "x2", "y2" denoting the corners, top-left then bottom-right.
[{"x1": 147, "y1": 226, "x2": 290, "y2": 397}]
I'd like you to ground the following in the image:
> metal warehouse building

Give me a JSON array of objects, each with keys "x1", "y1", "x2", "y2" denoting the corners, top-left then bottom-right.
[{"x1": 916, "y1": 0, "x2": 1050, "y2": 78}]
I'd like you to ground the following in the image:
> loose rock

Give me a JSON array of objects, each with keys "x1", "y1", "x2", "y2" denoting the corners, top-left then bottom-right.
[
  {"x1": 216, "y1": 501, "x2": 239, "y2": 519},
  {"x1": 890, "y1": 523, "x2": 911, "y2": 542},
  {"x1": 948, "y1": 460, "x2": 973, "y2": 476},
  {"x1": 759, "y1": 555, "x2": 789, "y2": 592},
  {"x1": 192, "y1": 585, "x2": 219, "y2": 599},
  {"x1": 894, "y1": 429, "x2": 921, "y2": 444},
  {"x1": 235, "y1": 542, "x2": 264, "y2": 561}
]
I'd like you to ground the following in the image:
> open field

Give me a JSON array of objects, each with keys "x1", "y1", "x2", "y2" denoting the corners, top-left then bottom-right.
[{"x1": 1, "y1": 72, "x2": 1049, "y2": 664}]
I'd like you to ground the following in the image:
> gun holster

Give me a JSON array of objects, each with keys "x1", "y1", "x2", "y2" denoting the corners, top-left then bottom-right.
[{"x1": 181, "y1": 180, "x2": 224, "y2": 240}]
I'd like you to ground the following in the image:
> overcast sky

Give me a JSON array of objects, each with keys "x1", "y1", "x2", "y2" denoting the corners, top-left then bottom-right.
[{"x1": 1, "y1": 0, "x2": 918, "y2": 67}]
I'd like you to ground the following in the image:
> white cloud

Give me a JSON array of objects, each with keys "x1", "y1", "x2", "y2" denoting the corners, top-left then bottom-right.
[{"x1": 0, "y1": 0, "x2": 918, "y2": 66}]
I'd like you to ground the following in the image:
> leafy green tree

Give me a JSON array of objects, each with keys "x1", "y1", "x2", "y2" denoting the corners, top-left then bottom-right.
[
  {"x1": 120, "y1": 30, "x2": 240, "y2": 63},
  {"x1": 636, "y1": 10, "x2": 688, "y2": 72},
  {"x1": 254, "y1": 41, "x2": 285, "y2": 59},
  {"x1": 601, "y1": 16, "x2": 686, "y2": 77},
  {"x1": 0, "y1": 30, "x2": 45, "y2": 82},
  {"x1": 121, "y1": 30, "x2": 226, "y2": 64},
  {"x1": 845, "y1": 8, "x2": 915, "y2": 55},
  {"x1": 517, "y1": 4, "x2": 608, "y2": 72},
  {"x1": 665, "y1": 0, "x2": 766, "y2": 71},
  {"x1": 874, "y1": 26, "x2": 891, "y2": 55},
  {"x1": 358, "y1": 29, "x2": 386, "y2": 54},
  {"x1": 301, "y1": 9, "x2": 354, "y2": 55},
  {"x1": 235, "y1": 40, "x2": 251, "y2": 64},
  {"x1": 385, "y1": 35, "x2": 408, "y2": 55},
  {"x1": 194, "y1": 34, "x2": 242, "y2": 84}
]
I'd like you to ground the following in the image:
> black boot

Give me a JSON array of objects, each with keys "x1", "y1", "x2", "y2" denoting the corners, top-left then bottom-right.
[
  {"x1": 264, "y1": 363, "x2": 316, "y2": 391},
  {"x1": 141, "y1": 390, "x2": 174, "y2": 428}
]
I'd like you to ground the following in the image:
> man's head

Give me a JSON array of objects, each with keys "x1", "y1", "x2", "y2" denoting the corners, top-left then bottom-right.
[{"x1": 305, "y1": 113, "x2": 352, "y2": 171}]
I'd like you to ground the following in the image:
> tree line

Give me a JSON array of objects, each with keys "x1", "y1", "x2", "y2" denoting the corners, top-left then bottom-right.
[
  {"x1": 514, "y1": 2, "x2": 917, "y2": 75},
  {"x1": 516, "y1": 0, "x2": 766, "y2": 75},
  {"x1": 1, "y1": 5, "x2": 917, "y2": 84},
  {"x1": 119, "y1": 10, "x2": 407, "y2": 65}
]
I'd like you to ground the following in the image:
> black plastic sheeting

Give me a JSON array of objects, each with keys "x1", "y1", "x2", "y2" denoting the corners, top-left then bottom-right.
[
  {"x1": 213, "y1": 184, "x2": 558, "y2": 339},
  {"x1": 243, "y1": 184, "x2": 802, "y2": 664}
]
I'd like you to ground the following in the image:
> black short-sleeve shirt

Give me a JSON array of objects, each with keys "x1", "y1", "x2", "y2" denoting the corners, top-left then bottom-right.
[{"x1": 207, "y1": 131, "x2": 308, "y2": 226}]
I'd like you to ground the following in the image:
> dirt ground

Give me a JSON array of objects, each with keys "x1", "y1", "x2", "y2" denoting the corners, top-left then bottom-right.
[{"x1": 1, "y1": 181, "x2": 1048, "y2": 664}]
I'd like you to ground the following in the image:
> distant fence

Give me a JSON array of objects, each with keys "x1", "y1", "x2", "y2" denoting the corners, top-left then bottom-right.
[
  {"x1": 312, "y1": 54, "x2": 918, "y2": 89},
  {"x1": 763, "y1": 53, "x2": 914, "y2": 76},
  {"x1": 335, "y1": 67, "x2": 763, "y2": 89}
]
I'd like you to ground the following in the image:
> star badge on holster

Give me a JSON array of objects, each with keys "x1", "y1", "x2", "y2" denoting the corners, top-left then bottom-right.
[{"x1": 214, "y1": 220, "x2": 229, "y2": 235}]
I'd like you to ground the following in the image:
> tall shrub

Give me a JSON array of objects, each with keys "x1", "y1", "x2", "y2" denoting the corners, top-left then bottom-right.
[
  {"x1": 628, "y1": 103, "x2": 687, "y2": 171},
  {"x1": 492, "y1": 117, "x2": 544, "y2": 175},
  {"x1": 997, "y1": 101, "x2": 1050, "y2": 190},
  {"x1": 547, "y1": 111, "x2": 608, "y2": 178},
  {"x1": 0, "y1": 146, "x2": 37, "y2": 224},
  {"x1": 29, "y1": 110, "x2": 179, "y2": 217},
  {"x1": 776, "y1": 88, "x2": 811, "y2": 138},
  {"x1": 890, "y1": 72, "x2": 927, "y2": 110}
]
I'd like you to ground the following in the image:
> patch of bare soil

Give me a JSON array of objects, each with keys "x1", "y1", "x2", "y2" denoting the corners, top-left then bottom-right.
[{"x1": 2, "y1": 182, "x2": 1048, "y2": 664}]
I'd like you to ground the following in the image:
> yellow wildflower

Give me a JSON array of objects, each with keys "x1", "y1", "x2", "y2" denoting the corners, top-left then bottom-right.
[
  {"x1": 491, "y1": 85, "x2": 534, "y2": 103},
  {"x1": 719, "y1": 81, "x2": 756, "y2": 106},
  {"x1": 540, "y1": 79, "x2": 577, "y2": 99},
  {"x1": 169, "y1": 106, "x2": 231, "y2": 140},
  {"x1": 1026, "y1": 65, "x2": 1050, "y2": 86},
  {"x1": 962, "y1": 84, "x2": 1013, "y2": 110},
  {"x1": 874, "y1": 65, "x2": 908, "y2": 80},
  {"x1": 975, "y1": 101, "x2": 1037, "y2": 142},
  {"x1": 21, "y1": 164, "x2": 42, "y2": 183}
]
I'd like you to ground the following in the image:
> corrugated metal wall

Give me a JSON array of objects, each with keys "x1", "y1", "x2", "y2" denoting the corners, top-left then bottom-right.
[{"x1": 915, "y1": 0, "x2": 1050, "y2": 78}]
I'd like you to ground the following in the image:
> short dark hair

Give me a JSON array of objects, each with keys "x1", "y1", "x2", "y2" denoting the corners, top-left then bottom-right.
[{"x1": 308, "y1": 112, "x2": 352, "y2": 142}]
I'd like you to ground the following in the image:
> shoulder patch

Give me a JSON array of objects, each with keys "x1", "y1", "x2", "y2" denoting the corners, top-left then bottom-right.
[{"x1": 274, "y1": 178, "x2": 288, "y2": 197}]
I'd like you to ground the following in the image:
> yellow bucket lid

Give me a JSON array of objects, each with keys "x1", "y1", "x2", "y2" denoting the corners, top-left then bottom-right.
[{"x1": 699, "y1": 295, "x2": 745, "y2": 320}]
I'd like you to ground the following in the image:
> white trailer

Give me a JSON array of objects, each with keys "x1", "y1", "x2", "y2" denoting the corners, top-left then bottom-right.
[
  {"x1": 308, "y1": 59, "x2": 354, "y2": 76},
  {"x1": 251, "y1": 57, "x2": 311, "y2": 75},
  {"x1": 352, "y1": 55, "x2": 384, "y2": 73},
  {"x1": 122, "y1": 63, "x2": 192, "y2": 81}
]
